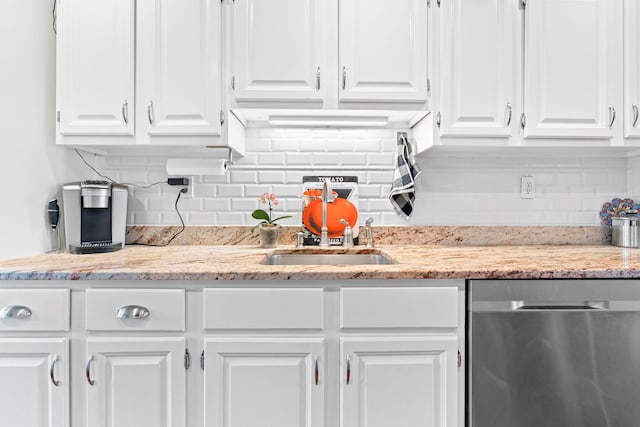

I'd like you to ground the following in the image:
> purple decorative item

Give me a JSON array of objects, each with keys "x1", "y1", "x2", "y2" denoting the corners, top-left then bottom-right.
[{"x1": 600, "y1": 198, "x2": 640, "y2": 226}]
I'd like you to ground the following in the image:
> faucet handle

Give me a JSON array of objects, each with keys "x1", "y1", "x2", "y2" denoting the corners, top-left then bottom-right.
[{"x1": 340, "y1": 219, "x2": 354, "y2": 248}]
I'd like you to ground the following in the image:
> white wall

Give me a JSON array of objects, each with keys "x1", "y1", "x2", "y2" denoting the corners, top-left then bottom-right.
[
  {"x1": 92, "y1": 128, "x2": 629, "y2": 227},
  {"x1": 0, "y1": 1, "x2": 83, "y2": 260}
]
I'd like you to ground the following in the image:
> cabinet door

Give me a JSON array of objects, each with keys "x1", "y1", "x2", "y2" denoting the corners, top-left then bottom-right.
[
  {"x1": 341, "y1": 337, "x2": 457, "y2": 427},
  {"x1": 85, "y1": 337, "x2": 185, "y2": 427},
  {"x1": 439, "y1": 0, "x2": 518, "y2": 138},
  {"x1": 339, "y1": 0, "x2": 428, "y2": 102},
  {"x1": 232, "y1": 0, "x2": 326, "y2": 102},
  {"x1": 0, "y1": 338, "x2": 68, "y2": 427},
  {"x1": 624, "y1": 0, "x2": 640, "y2": 139},
  {"x1": 204, "y1": 338, "x2": 324, "y2": 427},
  {"x1": 137, "y1": 0, "x2": 221, "y2": 136},
  {"x1": 56, "y1": 0, "x2": 134, "y2": 135},
  {"x1": 523, "y1": 0, "x2": 623, "y2": 139}
]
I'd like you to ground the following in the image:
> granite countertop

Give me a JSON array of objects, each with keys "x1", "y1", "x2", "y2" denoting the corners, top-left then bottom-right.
[{"x1": 1, "y1": 244, "x2": 640, "y2": 281}]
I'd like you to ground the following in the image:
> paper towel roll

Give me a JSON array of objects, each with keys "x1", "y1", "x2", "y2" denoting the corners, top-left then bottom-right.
[{"x1": 166, "y1": 158, "x2": 228, "y2": 176}]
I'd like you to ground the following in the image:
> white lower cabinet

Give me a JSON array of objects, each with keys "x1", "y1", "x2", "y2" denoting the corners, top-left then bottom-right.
[
  {"x1": 202, "y1": 284, "x2": 460, "y2": 427},
  {"x1": 0, "y1": 281, "x2": 462, "y2": 427},
  {"x1": 341, "y1": 337, "x2": 457, "y2": 427},
  {"x1": 0, "y1": 338, "x2": 69, "y2": 427},
  {"x1": 204, "y1": 338, "x2": 325, "y2": 427},
  {"x1": 85, "y1": 337, "x2": 186, "y2": 427}
]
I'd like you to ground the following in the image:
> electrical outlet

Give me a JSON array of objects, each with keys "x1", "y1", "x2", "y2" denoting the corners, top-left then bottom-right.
[
  {"x1": 181, "y1": 176, "x2": 195, "y2": 198},
  {"x1": 521, "y1": 176, "x2": 535, "y2": 199}
]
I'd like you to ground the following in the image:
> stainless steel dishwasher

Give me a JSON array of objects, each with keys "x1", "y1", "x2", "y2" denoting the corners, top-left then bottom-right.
[{"x1": 468, "y1": 280, "x2": 640, "y2": 427}]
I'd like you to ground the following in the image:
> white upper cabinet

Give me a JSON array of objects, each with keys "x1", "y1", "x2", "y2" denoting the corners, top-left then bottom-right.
[
  {"x1": 624, "y1": 0, "x2": 640, "y2": 139},
  {"x1": 232, "y1": 0, "x2": 326, "y2": 102},
  {"x1": 57, "y1": 0, "x2": 222, "y2": 144},
  {"x1": 230, "y1": 0, "x2": 428, "y2": 106},
  {"x1": 137, "y1": 0, "x2": 222, "y2": 137},
  {"x1": 339, "y1": 0, "x2": 428, "y2": 103},
  {"x1": 523, "y1": 0, "x2": 623, "y2": 140},
  {"x1": 439, "y1": 0, "x2": 518, "y2": 138},
  {"x1": 57, "y1": 0, "x2": 134, "y2": 135}
]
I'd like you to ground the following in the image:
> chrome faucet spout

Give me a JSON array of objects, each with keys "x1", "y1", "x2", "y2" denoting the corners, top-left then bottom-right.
[{"x1": 319, "y1": 178, "x2": 334, "y2": 248}]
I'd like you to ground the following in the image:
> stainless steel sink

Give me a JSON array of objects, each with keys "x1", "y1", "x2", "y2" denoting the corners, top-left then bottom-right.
[{"x1": 261, "y1": 253, "x2": 395, "y2": 266}]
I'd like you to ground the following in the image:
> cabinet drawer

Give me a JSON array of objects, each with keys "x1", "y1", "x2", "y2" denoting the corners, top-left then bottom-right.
[
  {"x1": 203, "y1": 288, "x2": 323, "y2": 330},
  {"x1": 340, "y1": 287, "x2": 458, "y2": 329},
  {"x1": 0, "y1": 289, "x2": 70, "y2": 331},
  {"x1": 85, "y1": 289, "x2": 185, "y2": 331}
]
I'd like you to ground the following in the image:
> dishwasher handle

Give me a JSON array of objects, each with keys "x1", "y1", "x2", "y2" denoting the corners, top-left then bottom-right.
[
  {"x1": 469, "y1": 300, "x2": 640, "y2": 312},
  {"x1": 514, "y1": 301, "x2": 606, "y2": 310}
]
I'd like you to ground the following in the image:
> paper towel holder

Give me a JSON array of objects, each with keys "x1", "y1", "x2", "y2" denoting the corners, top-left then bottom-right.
[
  {"x1": 166, "y1": 155, "x2": 230, "y2": 176},
  {"x1": 204, "y1": 146, "x2": 234, "y2": 164}
]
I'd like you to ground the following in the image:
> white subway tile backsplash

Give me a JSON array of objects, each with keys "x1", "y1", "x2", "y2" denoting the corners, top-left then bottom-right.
[
  {"x1": 203, "y1": 198, "x2": 231, "y2": 212},
  {"x1": 218, "y1": 184, "x2": 246, "y2": 197},
  {"x1": 258, "y1": 152, "x2": 286, "y2": 165},
  {"x1": 187, "y1": 211, "x2": 216, "y2": 225},
  {"x1": 271, "y1": 139, "x2": 300, "y2": 152},
  {"x1": 257, "y1": 171, "x2": 286, "y2": 183},
  {"x1": 272, "y1": 184, "x2": 303, "y2": 197},
  {"x1": 285, "y1": 153, "x2": 314, "y2": 165},
  {"x1": 231, "y1": 198, "x2": 260, "y2": 211},
  {"x1": 366, "y1": 153, "x2": 394, "y2": 165},
  {"x1": 229, "y1": 170, "x2": 258, "y2": 183},
  {"x1": 314, "y1": 153, "x2": 343, "y2": 165},
  {"x1": 98, "y1": 128, "x2": 630, "y2": 227}
]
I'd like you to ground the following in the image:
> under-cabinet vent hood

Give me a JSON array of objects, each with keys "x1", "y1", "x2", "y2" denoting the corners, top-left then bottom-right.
[{"x1": 231, "y1": 109, "x2": 430, "y2": 129}]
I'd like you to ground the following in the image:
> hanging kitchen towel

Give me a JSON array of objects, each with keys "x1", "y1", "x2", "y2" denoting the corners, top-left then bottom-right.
[{"x1": 388, "y1": 133, "x2": 421, "y2": 218}]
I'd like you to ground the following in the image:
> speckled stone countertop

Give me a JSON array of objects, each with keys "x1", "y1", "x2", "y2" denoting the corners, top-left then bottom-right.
[{"x1": 1, "y1": 244, "x2": 639, "y2": 281}]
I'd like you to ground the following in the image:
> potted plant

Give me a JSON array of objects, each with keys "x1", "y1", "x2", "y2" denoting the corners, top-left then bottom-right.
[{"x1": 252, "y1": 193, "x2": 292, "y2": 248}]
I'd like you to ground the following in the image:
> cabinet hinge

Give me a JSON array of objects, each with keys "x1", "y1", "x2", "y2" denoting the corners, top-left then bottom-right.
[
  {"x1": 437, "y1": 0, "x2": 441, "y2": 7},
  {"x1": 56, "y1": 111, "x2": 61, "y2": 123},
  {"x1": 184, "y1": 349, "x2": 191, "y2": 370},
  {"x1": 520, "y1": 113, "x2": 526, "y2": 129},
  {"x1": 436, "y1": 111, "x2": 441, "y2": 128},
  {"x1": 200, "y1": 350, "x2": 205, "y2": 371},
  {"x1": 427, "y1": 78, "x2": 431, "y2": 97},
  {"x1": 220, "y1": 110, "x2": 225, "y2": 126},
  {"x1": 457, "y1": 350, "x2": 462, "y2": 368},
  {"x1": 231, "y1": 75, "x2": 235, "y2": 90}
]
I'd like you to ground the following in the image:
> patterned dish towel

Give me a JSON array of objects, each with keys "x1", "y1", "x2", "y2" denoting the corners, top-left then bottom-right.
[{"x1": 389, "y1": 133, "x2": 421, "y2": 218}]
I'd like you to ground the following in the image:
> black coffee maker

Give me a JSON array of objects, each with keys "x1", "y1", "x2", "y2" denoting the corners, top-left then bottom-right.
[{"x1": 62, "y1": 181, "x2": 128, "y2": 254}]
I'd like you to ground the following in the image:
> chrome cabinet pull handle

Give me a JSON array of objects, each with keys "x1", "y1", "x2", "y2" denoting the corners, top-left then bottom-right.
[
  {"x1": 314, "y1": 355, "x2": 319, "y2": 385},
  {"x1": 506, "y1": 102, "x2": 512, "y2": 126},
  {"x1": 609, "y1": 105, "x2": 616, "y2": 127},
  {"x1": 50, "y1": 354, "x2": 60, "y2": 387},
  {"x1": 316, "y1": 66, "x2": 321, "y2": 91},
  {"x1": 116, "y1": 305, "x2": 150, "y2": 319},
  {"x1": 633, "y1": 104, "x2": 639, "y2": 127},
  {"x1": 342, "y1": 66, "x2": 347, "y2": 91},
  {"x1": 86, "y1": 355, "x2": 95, "y2": 386},
  {"x1": 436, "y1": 112, "x2": 441, "y2": 128},
  {"x1": 0, "y1": 305, "x2": 32, "y2": 319},
  {"x1": 346, "y1": 354, "x2": 351, "y2": 385},
  {"x1": 122, "y1": 100, "x2": 129, "y2": 124},
  {"x1": 147, "y1": 101, "x2": 154, "y2": 125}
]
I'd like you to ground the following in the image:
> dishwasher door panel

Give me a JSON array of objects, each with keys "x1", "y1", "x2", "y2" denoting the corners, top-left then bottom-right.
[{"x1": 470, "y1": 310, "x2": 640, "y2": 427}]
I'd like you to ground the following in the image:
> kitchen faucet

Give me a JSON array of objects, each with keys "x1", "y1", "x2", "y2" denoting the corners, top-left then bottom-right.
[
  {"x1": 319, "y1": 178, "x2": 335, "y2": 248},
  {"x1": 364, "y1": 218, "x2": 374, "y2": 248}
]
